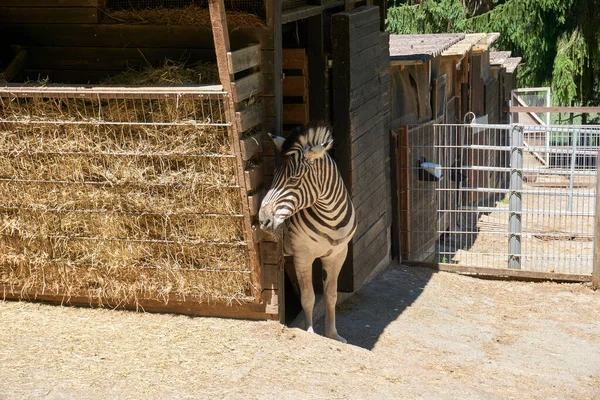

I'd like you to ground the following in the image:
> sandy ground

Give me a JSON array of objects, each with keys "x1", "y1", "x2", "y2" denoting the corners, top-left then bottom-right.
[{"x1": 1, "y1": 264, "x2": 599, "y2": 400}]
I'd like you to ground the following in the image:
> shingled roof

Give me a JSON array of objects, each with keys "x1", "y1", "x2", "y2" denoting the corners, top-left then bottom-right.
[{"x1": 389, "y1": 34, "x2": 465, "y2": 64}]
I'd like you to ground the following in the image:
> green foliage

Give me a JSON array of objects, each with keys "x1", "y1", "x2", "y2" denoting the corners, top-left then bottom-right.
[{"x1": 385, "y1": 0, "x2": 600, "y2": 108}]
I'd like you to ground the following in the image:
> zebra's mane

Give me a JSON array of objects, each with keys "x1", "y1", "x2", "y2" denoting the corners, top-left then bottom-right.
[{"x1": 281, "y1": 123, "x2": 333, "y2": 155}]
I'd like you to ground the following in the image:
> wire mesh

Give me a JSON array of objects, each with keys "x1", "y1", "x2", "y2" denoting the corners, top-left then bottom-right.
[
  {"x1": 401, "y1": 122, "x2": 598, "y2": 276},
  {"x1": 0, "y1": 86, "x2": 256, "y2": 305}
]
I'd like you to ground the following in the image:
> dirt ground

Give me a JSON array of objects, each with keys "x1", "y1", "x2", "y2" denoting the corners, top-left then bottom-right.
[{"x1": 1, "y1": 264, "x2": 599, "y2": 400}]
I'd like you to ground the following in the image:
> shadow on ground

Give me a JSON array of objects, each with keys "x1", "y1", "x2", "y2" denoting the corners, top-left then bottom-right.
[{"x1": 314, "y1": 264, "x2": 435, "y2": 350}]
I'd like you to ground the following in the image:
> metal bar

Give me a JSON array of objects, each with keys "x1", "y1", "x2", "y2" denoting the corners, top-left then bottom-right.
[
  {"x1": 509, "y1": 125, "x2": 523, "y2": 269},
  {"x1": 594, "y1": 148, "x2": 600, "y2": 289},
  {"x1": 0, "y1": 150, "x2": 236, "y2": 158},
  {"x1": 0, "y1": 85, "x2": 226, "y2": 98},
  {"x1": 0, "y1": 120, "x2": 230, "y2": 127},
  {"x1": 0, "y1": 178, "x2": 240, "y2": 188},
  {"x1": 510, "y1": 106, "x2": 600, "y2": 113},
  {"x1": 0, "y1": 234, "x2": 247, "y2": 246},
  {"x1": 567, "y1": 131, "x2": 579, "y2": 212},
  {"x1": 458, "y1": 206, "x2": 594, "y2": 217},
  {"x1": 0, "y1": 206, "x2": 243, "y2": 217}
]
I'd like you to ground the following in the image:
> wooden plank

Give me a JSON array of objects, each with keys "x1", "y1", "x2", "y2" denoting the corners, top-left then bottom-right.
[
  {"x1": 349, "y1": 44, "x2": 380, "y2": 71},
  {"x1": 282, "y1": 75, "x2": 308, "y2": 98},
  {"x1": 236, "y1": 103, "x2": 262, "y2": 132},
  {"x1": 261, "y1": 289, "x2": 279, "y2": 315},
  {"x1": 227, "y1": 44, "x2": 261, "y2": 74},
  {"x1": 23, "y1": 46, "x2": 216, "y2": 70},
  {"x1": 1, "y1": 24, "x2": 270, "y2": 50},
  {"x1": 0, "y1": 0, "x2": 98, "y2": 5},
  {"x1": 209, "y1": 0, "x2": 262, "y2": 302},
  {"x1": 281, "y1": 5, "x2": 322, "y2": 23},
  {"x1": 0, "y1": 7, "x2": 100, "y2": 23},
  {"x1": 244, "y1": 162, "x2": 264, "y2": 191},
  {"x1": 348, "y1": 19, "x2": 380, "y2": 41},
  {"x1": 282, "y1": 49, "x2": 307, "y2": 71},
  {"x1": 231, "y1": 71, "x2": 261, "y2": 103},
  {"x1": 352, "y1": 168, "x2": 386, "y2": 210},
  {"x1": 283, "y1": 103, "x2": 309, "y2": 125},
  {"x1": 0, "y1": 48, "x2": 27, "y2": 82},
  {"x1": 239, "y1": 131, "x2": 263, "y2": 161},
  {"x1": 261, "y1": 242, "x2": 282, "y2": 266},
  {"x1": 350, "y1": 66, "x2": 381, "y2": 103},
  {"x1": 509, "y1": 106, "x2": 600, "y2": 113},
  {"x1": 349, "y1": 31, "x2": 381, "y2": 56},
  {"x1": 307, "y1": 13, "x2": 326, "y2": 121},
  {"x1": 247, "y1": 189, "x2": 265, "y2": 217},
  {"x1": 353, "y1": 212, "x2": 387, "y2": 252},
  {"x1": 1, "y1": 288, "x2": 275, "y2": 320},
  {"x1": 404, "y1": 262, "x2": 593, "y2": 283},
  {"x1": 343, "y1": 5, "x2": 380, "y2": 29},
  {"x1": 349, "y1": 92, "x2": 382, "y2": 131},
  {"x1": 261, "y1": 264, "x2": 280, "y2": 290},
  {"x1": 353, "y1": 238, "x2": 388, "y2": 285}
]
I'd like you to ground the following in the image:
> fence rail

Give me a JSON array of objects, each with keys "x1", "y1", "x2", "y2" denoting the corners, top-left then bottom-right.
[{"x1": 400, "y1": 123, "x2": 599, "y2": 279}]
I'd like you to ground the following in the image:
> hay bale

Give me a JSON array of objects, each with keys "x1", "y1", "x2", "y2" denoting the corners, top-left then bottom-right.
[
  {"x1": 103, "y1": 4, "x2": 266, "y2": 28},
  {"x1": 0, "y1": 62, "x2": 257, "y2": 306}
]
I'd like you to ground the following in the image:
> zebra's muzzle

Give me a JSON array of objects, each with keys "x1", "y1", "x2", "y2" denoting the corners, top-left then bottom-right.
[{"x1": 258, "y1": 203, "x2": 285, "y2": 232}]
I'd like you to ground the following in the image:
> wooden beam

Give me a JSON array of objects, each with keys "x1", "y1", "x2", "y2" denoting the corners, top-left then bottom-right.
[
  {"x1": 404, "y1": 262, "x2": 593, "y2": 283},
  {"x1": 227, "y1": 43, "x2": 261, "y2": 74},
  {"x1": 509, "y1": 106, "x2": 600, "y2": 113},
  {"x1": 209, "y1": 0, "x2": 262, "y2": 303},
  {"x1": 1, "y1": 289, "x2": 276, "y2": 320}
]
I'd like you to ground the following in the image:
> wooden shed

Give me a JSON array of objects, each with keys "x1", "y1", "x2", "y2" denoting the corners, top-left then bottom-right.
[
  {"x1": 0, "y1": 0, "x2": 390, "y2": 324},
  {"x1": 387, "y1": 33, "x2": 464, "y2": 261}
]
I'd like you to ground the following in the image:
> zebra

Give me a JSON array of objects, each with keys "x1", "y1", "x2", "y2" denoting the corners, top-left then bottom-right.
[{"x1": 259, "y1": 123, "x2": 356, "y2": 343}]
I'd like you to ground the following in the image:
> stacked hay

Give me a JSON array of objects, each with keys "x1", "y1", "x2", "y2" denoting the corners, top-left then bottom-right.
[
  {"x1": 0, "y1": 61, "x2": 256, "y2": 306},
  {"x1": 103, "y1": 4, "x2": 266, "y2": 28}
]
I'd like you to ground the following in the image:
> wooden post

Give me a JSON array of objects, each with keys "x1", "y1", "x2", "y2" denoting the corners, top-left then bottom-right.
[
  {"x1": 593, "y1": 148, "x2": 600, "y2": 290},
  {"x1": 208, "y1": 0, "x2": 263, "y2": 302}
]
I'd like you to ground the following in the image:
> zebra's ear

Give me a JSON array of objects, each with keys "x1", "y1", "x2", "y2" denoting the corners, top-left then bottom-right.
[{"x1": 268, "y1": 132, "x2": 286, "y2": 152}]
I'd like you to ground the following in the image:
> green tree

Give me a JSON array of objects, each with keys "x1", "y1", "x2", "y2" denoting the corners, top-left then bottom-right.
[{"x1": 386, "y1": 0, "x2": 600, "y2": 114}]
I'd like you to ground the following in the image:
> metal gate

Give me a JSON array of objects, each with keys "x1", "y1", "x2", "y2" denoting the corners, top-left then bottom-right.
[{"x1": 400, "y1": 123, "x2": 599, "y2": 279}]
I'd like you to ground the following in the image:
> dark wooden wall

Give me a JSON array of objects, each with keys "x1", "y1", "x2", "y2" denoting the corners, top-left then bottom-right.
[
  {"x1": 332, "y1": 6, "x2": 390, "y2": 292},
  {"x1": 0, "y1": 2, "x2": 271, "y2": 84}
]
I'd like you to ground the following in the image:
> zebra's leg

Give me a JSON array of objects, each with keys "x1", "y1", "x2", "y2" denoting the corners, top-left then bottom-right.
[
  {"x1": 294, "y1": 254, "x2": 316, "y2": 333},
  {"x1": 321, "y1": 246, "x2": 348, "y2": 344}
]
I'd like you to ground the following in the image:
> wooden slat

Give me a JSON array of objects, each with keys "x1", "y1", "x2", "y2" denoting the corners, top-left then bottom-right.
[
  {"x1": 244, "y1": 162, "x2": 264, "y2": 191},
  {"x1": 231, "y1": 71, "x2": 261, "y2": 103},
  {"x1": 283, "y1": 103, "x2": 309, "y2": 124},
  {"x1": 261, "y1": 264, "x2": 280, "y2": 290},
  {"x1": 236, "y1": 103, "x2": 262, "y2": 132},
  {"x1": 1, "y1": 24, "x2": 271, "y2": 50},
  {"x1": 227, "y1": 43, "x2": 261, "y2": 74},
  {"x1": 239, "y1": 131, "x2": 264, "y2": 161},
  {"x1": 209, "y1": 0, "x2": 262, "y2": 303},
  {"x1": 282, "y1": 75, "x2": 308, "y2": 98},
  {"x1": 282, "y1": 48, "x2": 307, "y2": 70},
  {"x1": 0, "y1": 7, "x2": 100, "y2": 23},
  {"x1": 247, "y1": 189, "x2": 265, "y2": 217},
  {"x1": 1, "y1": 288, "x2": 275, "y2": 320},
  {"x1": 261, "y1": 289, "x2": 279, "y2": 314}
]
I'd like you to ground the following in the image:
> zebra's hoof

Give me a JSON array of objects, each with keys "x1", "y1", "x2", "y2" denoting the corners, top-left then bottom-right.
[{"x1": 326, "y1": 332, "x2": 347, "y2": 344}]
